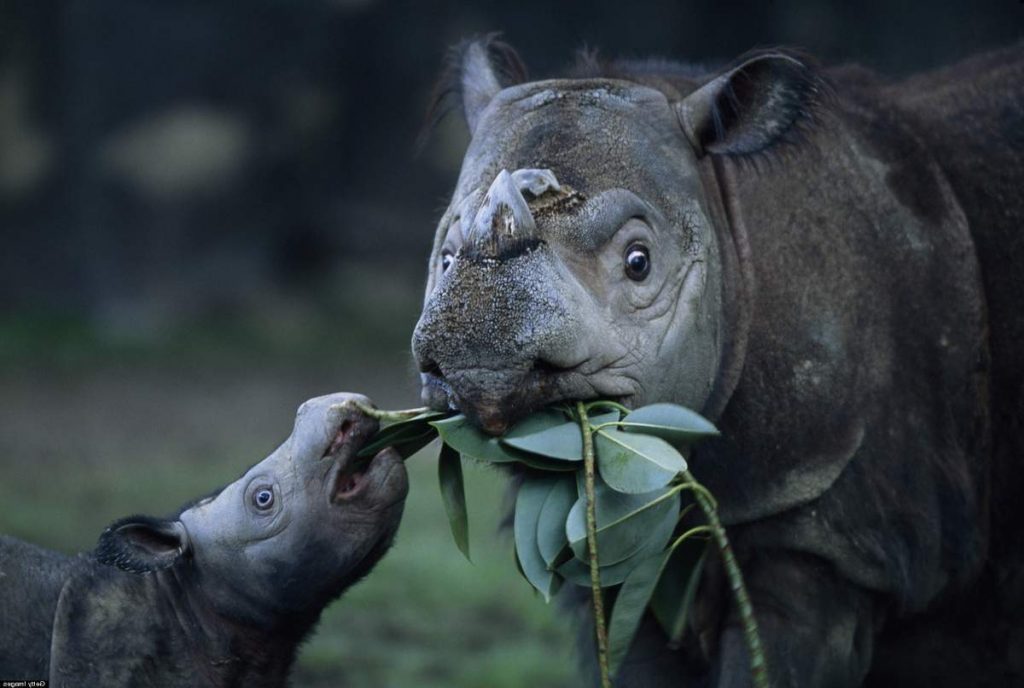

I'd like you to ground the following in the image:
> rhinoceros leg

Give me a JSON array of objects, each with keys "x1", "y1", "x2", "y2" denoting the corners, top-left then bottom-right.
[
  {"x1": 609, "y1": 616, "x2": 704, "y2": 688},
  {"x1": 576, "y1": 550, "x2": 878, "y2": 687},
  {"x1": 709, "y1": 552, "x2": 879, "y2": 688},
  {"x1": 572, "y1": 600, "x2": 705, "y2": 688}
]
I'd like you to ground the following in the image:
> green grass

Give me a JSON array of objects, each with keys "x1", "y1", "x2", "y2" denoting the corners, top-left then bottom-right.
[{"x1": 0, "y1": 354, "x2": 575, "y2": 687}]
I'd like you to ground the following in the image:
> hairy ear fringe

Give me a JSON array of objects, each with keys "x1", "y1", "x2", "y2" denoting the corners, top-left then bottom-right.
[
  {"x1": 701, "y1": 48, "x2": 836, "y2": 172},
  {"x1": 418, "y1": 33, "x2": 527, "y2": 151},
  {"x1": 578, "y1": 45, "x2": 835, "y2": 166},
  {"x1": 95, "y1": 515, "x2": 186, "y2": 574}
]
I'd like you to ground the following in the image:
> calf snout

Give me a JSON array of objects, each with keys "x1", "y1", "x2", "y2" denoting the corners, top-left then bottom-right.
[{"x1": 291, "y1": 392, "x2": 380, "y2": 463}]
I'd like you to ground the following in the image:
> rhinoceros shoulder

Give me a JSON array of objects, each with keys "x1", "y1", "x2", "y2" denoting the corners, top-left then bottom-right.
[{"x1": 0, "y1": 535, "x2": 73, "y2": 678}]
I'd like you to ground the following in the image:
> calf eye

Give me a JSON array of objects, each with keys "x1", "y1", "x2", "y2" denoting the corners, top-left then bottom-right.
[
  {"x1": 624, "y1": 243, "x2": 651, "y2": 281},
  {"x1": 253, "y1": 487, "x2": 275, "y2": 510},
  {"x1": 440, "y1": 250, "x2": 455, "y2": 273}
]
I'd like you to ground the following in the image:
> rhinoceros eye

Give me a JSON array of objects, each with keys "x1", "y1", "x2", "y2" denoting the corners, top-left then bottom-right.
[
  {"x1": 253, "y1": 487, "x2": 275, "y2": 510},
  {"x1": 440, "y1": 250, "x2": 455, "y2": 273},
  {"x1": 624, "y1": 243, "x2": 651, "y2": 281}
]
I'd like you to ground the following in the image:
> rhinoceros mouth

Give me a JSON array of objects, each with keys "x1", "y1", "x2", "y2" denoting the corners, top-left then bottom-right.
[
  {"x1": 420, "y1": 364, "x2": 457, "y2": 410},
  {"x1": 332, "y1": 463, "x2": 368, "y2": 501},
  {"x1": 420, "y1": 359, "x2": 633, "y2": 435},
  {"x1": 328, "y1": 446, "x2": 407, "y2": 508},
  {"x1": 419, "y1": 363, "x2": 554, "y2": 434}
]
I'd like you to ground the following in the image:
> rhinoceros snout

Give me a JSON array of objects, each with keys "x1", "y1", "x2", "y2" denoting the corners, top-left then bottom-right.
[
  {"x1": 412, "y1": 239, "x2": 595, "y2": 434},
  {"x1": 414, "y1": 313, "x2": 578, "y2": 435},
  {"x1": 416, "y1": 361, "x2": 559, "y2": 435}
]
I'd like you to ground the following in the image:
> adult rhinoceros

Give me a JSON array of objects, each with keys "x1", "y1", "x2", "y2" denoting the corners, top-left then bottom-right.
[{"x1": 412, "y1": 37, "x2": 1024, "y2": 687}]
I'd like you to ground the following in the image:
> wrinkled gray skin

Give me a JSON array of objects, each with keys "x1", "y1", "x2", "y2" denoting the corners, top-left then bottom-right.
[
  {"x1": 414, "y1": 38, "x2": 1024, "y2": 687},
  {"x1": 0, "y1": 393, "x2": 407, "y2": 687}
]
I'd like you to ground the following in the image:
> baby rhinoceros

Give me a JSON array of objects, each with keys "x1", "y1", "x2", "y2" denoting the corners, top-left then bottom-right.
[{"x1": 0, "y1": 392, "x2": 408, "y2": 688}]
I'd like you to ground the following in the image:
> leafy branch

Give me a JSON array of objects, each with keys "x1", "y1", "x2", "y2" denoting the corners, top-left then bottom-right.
[
  {"x1": 361, "y1": 401, "x2": 767, "y2": 688},
  {"x1": 577, "y1": 402, "x2": 612, "y2": 688}
]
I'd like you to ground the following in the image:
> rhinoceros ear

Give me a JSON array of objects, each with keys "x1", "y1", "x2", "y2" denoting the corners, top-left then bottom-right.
[
  {"x1": 435, "y1": 35, "x2": 528, "y2": 136},
  {"x1": 675, "y1": 50, "x2": 825, "y2": 157},
  {"x1": 95, "y1": 515, "x2": 189, "y2": 574}
]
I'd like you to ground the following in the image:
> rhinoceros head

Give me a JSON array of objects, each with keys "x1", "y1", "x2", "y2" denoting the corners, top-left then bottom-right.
[
  {"x1": 94, "y1": 394, "x2": 408, "y2": 625},
  {"x1": 413, "y1": 38, "x2": 822, "y2": 433}
]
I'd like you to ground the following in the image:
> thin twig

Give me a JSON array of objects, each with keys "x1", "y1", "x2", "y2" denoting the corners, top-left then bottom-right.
[
  {"x1": 683, "y1": 470, "x2": 768, "y2": 688},
  {"x1": 577, "y1": 402, "x2": 613, "y2": 688},
  {"x1": 331, "y1": 400, "x2": 430, "y2": 423},
  {"x1": 584, "y1": 399, "x2": 632, "y2": 415}
]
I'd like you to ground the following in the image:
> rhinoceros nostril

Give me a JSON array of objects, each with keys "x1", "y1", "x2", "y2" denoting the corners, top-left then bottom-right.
[
  {"x1": 530, "y1": 358, "x2": 565, "y2": 376},
  {"x1": 323, "y1": 419, "x2": 354, "y2": 458},
  {"x1": 419, "y1": 360, "x2": 444, "y2": 379}
]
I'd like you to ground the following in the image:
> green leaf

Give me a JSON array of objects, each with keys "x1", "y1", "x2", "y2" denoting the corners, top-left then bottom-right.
[
  {"x1": 651, "y1": 537, "x2": 708, "y2": 645},
  {"x1": 620, "y1": 403, "x2": 719, "y2": 449},
  {"x1": 502, "y1": 420, "x2": 583, "y2": 460},
  {"x1": 556, "y1": 499, "x2": 679, "y2": 587},
  {"x1": 438, "y1": 443, "x2": 470, "y2": 561},
  {"x1": 587, "y1": 410, "x2": 626, "y2": 428},
  {"x1": 514, "y1": 476, "x2": 561, "y2": 601},
  {"x1": 391, "y1": 431, "x2": 440, "y2": 459},
  {"x1": 358, "y1": 426, "x2": 436, "y2": 459},
  {"x1": 608, "y1": 532, "x2": 710, "y2": 673},
  {"x1": 515, "y1": 454, "x2": 581, "y2": 472},
  {"x1": 536, "y1": 476, "x2": 577, "y2": 567},
  {"x1": 554, "y1": 558, "x2": 591, "y2": 586},
  {"x1": 357, "y1": 410, "x2": 447, "y2": 457},
  {"x1": 433, "y1": 412, "x2": 599, "y2": 470},
  {"x1": 504, "y1": 409, "x2": 571, "y2": 438},
  {"x1": 357, "y1": 424, "x2": 434, "y2": 458},
  {"x1": 397, "y1": 409, "x2": 451, "y2": 425},
  {"x1": 595, "y1": 429, "x2": 686, "y2": 494},
  {"x1": 607, "y1": 551, "x2": 666, "y2": 674},
  {"x1": 502, "y1": 411, "x2": 619, "y2": 461},
  {"x1": 431, "y1": 415, "x2": 521, "y2": 463},
  {"x1": 565, "y1": 482, "x2": 679, "y2": 566}
]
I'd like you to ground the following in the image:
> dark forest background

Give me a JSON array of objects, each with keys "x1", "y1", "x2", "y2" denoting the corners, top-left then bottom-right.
[
  {"x1": 0, "y1": 2, "x2": 1020, "y2": 686},
  {"x1": 1, "y1": 0, "x2": 1021, "y2": 336}
]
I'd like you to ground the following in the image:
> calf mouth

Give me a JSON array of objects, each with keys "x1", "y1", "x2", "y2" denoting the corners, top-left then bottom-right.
[
  {"x1": 329, "y1": 447, "x2": 407, "y2": 507},
  {"x1": 333, "y1": 461, "x2": 369, "y2": 501}
]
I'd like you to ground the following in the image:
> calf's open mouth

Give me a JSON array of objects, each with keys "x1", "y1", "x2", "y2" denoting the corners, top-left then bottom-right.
[
  {"x1": 321, "y1": 418, "x2": 372, "y2": 502},
  {"x1": 333, "y1": 464, "x2": 367, "y2": 501},
  {"x1": 329, "y1": 448, "x2": 400, "y2": 504}
]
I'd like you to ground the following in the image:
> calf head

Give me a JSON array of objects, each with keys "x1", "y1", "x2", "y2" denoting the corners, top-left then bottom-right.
[
  {"x1": 94, "y1": 392, "x2": 408, "y2": 626},
  {"x1": 412, "y1": 38, "x2": 823, "y2": 433}
]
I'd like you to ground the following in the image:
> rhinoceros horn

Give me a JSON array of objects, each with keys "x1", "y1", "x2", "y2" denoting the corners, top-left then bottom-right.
[{"x1": 465, "y1": 168, "x2": 560, "y2": 261}]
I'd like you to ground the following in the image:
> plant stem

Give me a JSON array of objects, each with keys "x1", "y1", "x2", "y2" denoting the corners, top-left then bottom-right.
[
  {"x1": 683, "y1": 469, "x2": 768, "y2": 688},
  {"x1": 584, "y1": 399, "x2": 632, "y2": 415},
  {"x1": 671, "y1": 524, "x2": 713, "y2": 544},
  {"x1": 331, "y1": 400, "x2": 430, "y2": 424},
  {"x1": 577, "y1": 402, "x2": 613, "y2": 688}
]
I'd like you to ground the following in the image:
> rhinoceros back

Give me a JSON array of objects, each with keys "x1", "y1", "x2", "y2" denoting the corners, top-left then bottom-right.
[
  {"x1": 891, "y1": 43, "x2": 1024, "y2": 564},
  {"x1": 0, "y1": 535, "x2": 73, "y2": 677}
]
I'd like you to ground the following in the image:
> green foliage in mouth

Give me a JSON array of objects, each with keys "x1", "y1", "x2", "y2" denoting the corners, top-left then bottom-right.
[{"x1": 348, "y1": 399, "x2": 767, "y2": 688}]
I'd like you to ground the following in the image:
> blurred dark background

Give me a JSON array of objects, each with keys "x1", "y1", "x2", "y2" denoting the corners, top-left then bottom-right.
[
  {"x1": 0, "y1": 2, "x2": 1019, "y2": 686},
  {"x1": 1, "y1": 0, "x2": 1020, "y2": 340}
]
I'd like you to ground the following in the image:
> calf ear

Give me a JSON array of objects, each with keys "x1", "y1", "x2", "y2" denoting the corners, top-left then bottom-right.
[
  {"x1": 438, "y1": 35, "x2": 528, "y2": 136},
  {"x1": 675, "y1": 50, "x2": 825, "y2": 157},
  {"x1": 95, "y1": 515, "x2": 189, "y2": 574}
]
